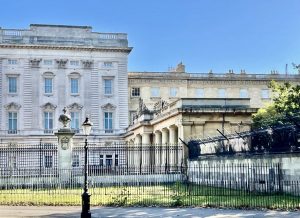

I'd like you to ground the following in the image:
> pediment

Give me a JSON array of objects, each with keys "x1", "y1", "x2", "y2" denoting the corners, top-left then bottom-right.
[
  {"x1": 41, "y1": 102, "x2": 57, "y2": 110},
  {"x1": 4, "y1": 102, "x2": 21, "y2": 110},
  {"x1": 101, "y1": 103, "x2": 116, "y2": 110},
  {"x1": 67, "y1": 103, "x2": 83, "y2": 111}
]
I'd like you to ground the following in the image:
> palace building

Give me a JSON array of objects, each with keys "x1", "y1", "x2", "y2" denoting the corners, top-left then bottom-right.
[
  {"x1": 0, "y1": 24, "x2": 300, "y2": 146},
  {"x1": 0, "y1": 24, "x2": 131, "y2": 144}
]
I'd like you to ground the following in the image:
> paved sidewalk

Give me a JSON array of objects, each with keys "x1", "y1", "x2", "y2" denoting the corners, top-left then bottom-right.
[{"x1": 0, "y1": 206, "x2": 299, "y2": 218}]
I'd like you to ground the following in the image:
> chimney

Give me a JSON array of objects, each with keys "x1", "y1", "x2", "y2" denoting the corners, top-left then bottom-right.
[{"x1": 174, "y1": 62, "x2": 185, "y2": 73}]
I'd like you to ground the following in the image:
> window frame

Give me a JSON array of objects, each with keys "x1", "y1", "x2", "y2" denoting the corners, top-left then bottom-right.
[
  {"x1": 151, "y1": 87, "x2": 160, "y2": 97},
  {"x1": 8, "y1": 77, "x2": 17, "y2": 94},
  {"x1": 104, "y1": 79, "x2": 113, "y2": 95},
  {"x1": 44, "y1": 155, "x2": 53, "y2": 168},
  {"x1": 261, "y1": 89, "x2": 270, "y2": 99},
  {"x1": 170, "y1": 87, "x2": 178, "y2": 97},
  {"x1": 218, "y1": 88, "x2": 226, "y2": 98},
  {"x1": 131, "y1": 87, "x2": 140, "y2": 97},
  {"x1": 104, "y1": 112, "x2": 113, "y2": 133},
  {"x1": 239, "y1": 88, "x2": 249, "y2": 98},
  {"x1": 8, "y1": 112, "x2": 18, "y2": 134},
  {"x1": 44, "y1": 111, "x2": 54, "y2": 133},
  {"x1": 196, "y1": 88, "x2": 204, "y2": 98},
  {"x1": 70, "y1": 78, "x2": 79, "y2": 95},
  {"x1": 70, "y1": 111, "x2": 80, "y2": 132}
]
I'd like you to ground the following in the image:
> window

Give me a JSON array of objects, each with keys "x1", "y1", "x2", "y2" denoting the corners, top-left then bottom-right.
[
  {"x1": 44, "y1": 155, "x2": 53, "y2": 168},
  {"x1": 130, "y1": 111, "x2": 137, "y2": 124},
  {"x1": 44, "y1": 78, "x2": 53, "y2": 94},
  {"x1": 8, "y1": 77, "x2": 17, "y2": 93},
  {"x1": 70, "y1": 60, "x2": 79, "y2": 66},
  {"x1": 131, "y1": 87, "x2": 140, "y2": 97},
  {"x1": 72, "y1": 155, "x2": 80, "y2": 167},
  {"x1": 218, "y1": 88, "x2": 226, "y2": 98},
  {"x1": 71, "y1": 112, "x2": 80, "y2": 132},
  {"x1": 44, "y1": 112, "x2": 53, "y2": 133},
  {"x1": 104, "y1": 112, "x2": 113, "y2": 133},
  {"x1": 104, "y1": 79, "x2": 112, "y2": 95},
  {"x1": 99, "y1": 155, "x2": 104, "y2": 166},
  {"x1": 151, "y1": 87, "x2": 160, "y2": 97},
  {"x1": 8, "y1": 112, "x2": 17, "y2": 134},
  {"x1": 8, "y1": 59, "x2": 17, "y2": 65},
  {"x1": 196, "y1": 88, "x2": 204, "y2": 97},
  {"x1": 104, "y1": 62, "x2": 113, "y2": 67},
  {"x1": 170, "y1": 87, "x2": 178, "y2": 97},
  {"x1": 261, "y1": 89, "x2": 269, "y2": 99},
  {"x1": 240, "y1": 89, "x2": 248, "y2": 98},
  {"x1": 43, "y1": 60, "x2": 53, "y2": 65},
  {"x1": 10, "y1": 156, "x2": 17, "y2": 169},
  {"x1": 115, "y1": 154, "x2": 119, "y2": 166},
  {"x1": 106, "y1": 155, "x2": 113, "y2": 167},
  {"x1": 70, "y1": 78, "x2": 79, "y2": 94}
]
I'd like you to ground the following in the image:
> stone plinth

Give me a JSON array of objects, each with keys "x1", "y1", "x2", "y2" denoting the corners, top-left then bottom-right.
[{"x1": 55, "y1": 128, "x2": 75, "y2": 183}]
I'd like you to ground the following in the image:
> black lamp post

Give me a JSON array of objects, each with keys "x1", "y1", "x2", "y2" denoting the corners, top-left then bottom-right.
[{"x1": 81, "y1": 117, "x2": 93, "y2": 218}]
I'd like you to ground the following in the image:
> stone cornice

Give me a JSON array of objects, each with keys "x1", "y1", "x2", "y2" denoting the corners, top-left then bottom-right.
[{"x1": 0, "y1": 44, "x2": 133, "y2": 53}]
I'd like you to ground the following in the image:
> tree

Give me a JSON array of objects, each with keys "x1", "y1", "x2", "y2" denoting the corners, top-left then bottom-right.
[{"x1": 251, "y1": 81, "x2": 300, "y2": 152}]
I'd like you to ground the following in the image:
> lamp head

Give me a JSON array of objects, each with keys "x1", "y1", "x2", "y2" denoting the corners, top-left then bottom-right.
[{"x1": 82, "y1": 117, "x2": 93, "y2": 136}]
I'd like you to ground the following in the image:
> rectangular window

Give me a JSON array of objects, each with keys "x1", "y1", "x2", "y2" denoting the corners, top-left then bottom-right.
[
  {"x1": 131, "y1": 87, "x2": 140, "y2": 97},
  {"x1": 218, "y1": 88, "x2": 226, "y2": 98},
  {"x1": 70, "y1": 60, "x2": 79, "y2": 66},
  {"x1": 151, "y1": 87, "x2": 160, "y2": 97},
  {"x1": 8, "y1": 77, "x2": 17, "y2": 93},
  {"x1": 130, "y1": 111, "x2": 137, "y2": 124},
  {"x1": 8, "y1": 112, "x2": 17, "y2": 134},
  {"x1": 71, "y1": 78, "x2": 79, "y2": 94},
  {"x1": 44, "y1": 78, "x2": 53, "y2": 94},
  {"x1": 71, "y1": 112, "x2": 80, "y2": 132},
  {"x1": 44, "y1": 155, "x2": 53, "y2": 168},
  {"x1": 44, "y1": 112, "x2": 53, "y2": 133},
  {"x1": 8, "y1": 59, "x2": 17, "y2": 65},
  {"x1": 106, "y1": 155, "x2": 113, "y2": 167},
  {"x1": 72, "y1": 155, "x2": 80, "y2": 167},
  {"x1": 115, "y1": 154, "x2": 119, "y2": 166},
  {"x1": 11, "y1": 156, "x2": 17, "y2": 169},
  {"x1": 104, "y1": 112, "x2": 113, "y2": 133},
  {"x1": 196, "y1": 88, "x2": 204, "y2": 97},
  {"x1": 261, "y1": 89, "x2": 269, "y2": 99},
  {"x1": 104, "y1": 79, "x2": 112, "y2": 95},
  {"x1": 104, "y1": 62, "x2": 113, "y2": 67},
  {"x1": 170, "y1": 87, "x2": 178, "y2": 97},
  {"x1": 99, "y1": 155, "x2": 104, "y2": 166},
  {"x1": 43, "y1": 60, "x2": 53, "y2": 65},
  {"x1": 240, "y1": 89, "x2": 248, "y2": 98}
]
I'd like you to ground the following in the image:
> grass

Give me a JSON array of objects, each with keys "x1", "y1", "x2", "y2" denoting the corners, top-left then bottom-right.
[{"x1": 0, "y1": 183, "x2": 299, "y2": 210}]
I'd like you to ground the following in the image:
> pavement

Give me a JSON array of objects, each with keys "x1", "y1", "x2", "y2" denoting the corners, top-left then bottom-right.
[{"x1": 0, "y1": 206, "x2": 299, "y2": 218}]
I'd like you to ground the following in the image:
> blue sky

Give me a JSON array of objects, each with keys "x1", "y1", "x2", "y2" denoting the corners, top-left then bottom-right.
[{"x1": 0, "y1": 0, "x2": 300, "y2": 73}]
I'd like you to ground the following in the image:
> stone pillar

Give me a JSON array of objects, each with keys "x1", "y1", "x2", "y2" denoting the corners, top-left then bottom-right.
[
  {"x1": 55, "y1": 129, "x2": 75, "y2": 183},
  {"x1": 142, "y1": 133, "x2": 151, "y2": 171},
  {"x1": 55, "y1": 107, "x2": 74, "y2": 184},
  {"x1": 162, "y1": 129, "x2": 169, "y2": 144},
  {"x1": 135, "y1": 135, "x2": 142, "y2": 170},
  {"x1": 154, "y1": 131, "x2": 162, "y2": 144}
]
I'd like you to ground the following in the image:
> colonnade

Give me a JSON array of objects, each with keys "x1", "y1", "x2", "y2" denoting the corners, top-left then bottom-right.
[{"x1": 127, "y1": 125, "x2": 181, "y2": 172}]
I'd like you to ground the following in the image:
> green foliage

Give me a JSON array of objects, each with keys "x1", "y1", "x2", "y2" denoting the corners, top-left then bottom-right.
[
  {"x1": 170, "y1": 181, "x2": 184, "y2": 206},
  {"x1": 109, "y1": 187, "x2": 130, "y2": 206},
  {"x1": 251, "y1": 81, "x2": 300, "y2": 152},
  {"x1": 253, "y1": 81, "x2": 300, "y2": 129}
]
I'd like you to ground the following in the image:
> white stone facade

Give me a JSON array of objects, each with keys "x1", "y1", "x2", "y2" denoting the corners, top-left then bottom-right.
[{"x1": 0, "y1": 24, "x2": 131, "y2": 143}]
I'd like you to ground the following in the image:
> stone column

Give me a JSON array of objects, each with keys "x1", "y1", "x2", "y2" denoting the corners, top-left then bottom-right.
[
  {"x1": 169, "y1": 127, "x2": 176, "y2": 169},
  {"x1": 154, "y1": 131, "x2": 162, "y2": 145},
  {"x1": 55, "y1": 130, "x2": 75, "y2": 183},
  {"x1": 55, "y1": 108, "x2": 74, "y2": 184},
  {"x1": 135, "y1": 135, "x2": 142, "y2": 170},
  {"x1": 142, "y1": 133, "x2": 151, "y2": 171}
]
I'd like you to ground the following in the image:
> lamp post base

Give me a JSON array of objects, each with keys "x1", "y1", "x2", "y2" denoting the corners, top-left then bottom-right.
[{"x1": 81, "y1": 192, "x2": 91, "y2": 218}]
